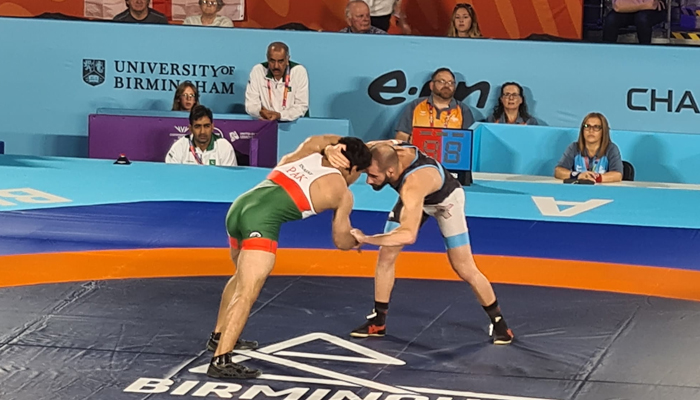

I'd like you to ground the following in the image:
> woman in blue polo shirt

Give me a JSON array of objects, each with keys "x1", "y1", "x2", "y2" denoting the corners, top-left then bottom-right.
[{"x1": 554, "y1": 112, "x2": 623, "y2": 183}]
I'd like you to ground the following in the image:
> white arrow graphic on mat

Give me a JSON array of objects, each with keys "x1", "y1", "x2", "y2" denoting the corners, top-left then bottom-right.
[
  {"x1": 186, "y1": 332, "x2": 558, "y2": 400},
  {"x1": 532, "y1": 196, "x2": 613, "y2": 217},
  {"x1": 189, "y1": 332, "x2": 411, "y2": 394}
]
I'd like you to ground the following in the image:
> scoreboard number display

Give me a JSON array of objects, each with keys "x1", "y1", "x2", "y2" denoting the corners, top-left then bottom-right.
[{"x1": 410, "y1": 127, "x2": 474, "y2": 185}]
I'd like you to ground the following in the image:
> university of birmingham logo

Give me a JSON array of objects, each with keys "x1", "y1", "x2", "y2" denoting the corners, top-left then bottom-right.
[{"x1": 83, "y1": 59, "x2": 106, "y2": 86}]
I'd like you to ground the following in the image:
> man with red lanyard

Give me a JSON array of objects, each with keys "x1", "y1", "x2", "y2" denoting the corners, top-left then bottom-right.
[
  {"x1": 165, "y1": 105, "x2": 237, "y2": 166},
  {"x1": 394, "y1": 68, "x2": 474, "y2": 142},
  {"x1": 244, "y1": 41, "x2": 310, "y2": 122}
]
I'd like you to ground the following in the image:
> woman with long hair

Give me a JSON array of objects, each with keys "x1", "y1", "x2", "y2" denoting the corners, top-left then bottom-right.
[
  {"x1": 488, "y1": 82, "x2": 537, "y2": 125},
  {"x1": 172, "y1": 81, "x2": 199, "y2": 112},
  {"x1": 554, "y1": 112, "x2": 623, "y2": 183},
  {"x1": 447, "y1": 3, "x2": 482, "y2": 38}
]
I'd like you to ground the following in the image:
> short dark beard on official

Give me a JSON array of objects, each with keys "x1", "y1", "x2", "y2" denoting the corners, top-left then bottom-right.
[{"x1": 434, "y1": 88, "x2": 453, "y2": 101}]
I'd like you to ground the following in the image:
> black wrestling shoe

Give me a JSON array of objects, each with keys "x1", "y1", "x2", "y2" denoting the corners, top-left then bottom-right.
[
  {"x1": 206, "y1": 332, "x2": 259, "y2": 352},
  {"x1": 207, "y1": 352, "x2": 262, "y2": 379},
  {"x1": 489, "y1": 316, "x2": 514, "y2": 345},
  {"x1": 350, "y1": 310, "x2": 386, "y2": 338}
]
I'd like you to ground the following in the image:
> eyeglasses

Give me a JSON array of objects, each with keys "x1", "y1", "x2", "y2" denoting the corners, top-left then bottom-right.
[
  {"x1": 583, "y1": 124, "x2": 603, "y2": 132},
  {"x1": 200, "y1": 1, "x2": 218, "y2": 6},
  {"x1": 501, "y1": 93, "x2": 521, "y2": 99},
  {"x1": 181, "y1": 93, "x2": 196, "y2": 99},
  {"x1": 433, "y1": 79, "x2": 456, "y2": 87},
  {"x1": 455, "y1": 3, "x2": 473, "y2": 10}
]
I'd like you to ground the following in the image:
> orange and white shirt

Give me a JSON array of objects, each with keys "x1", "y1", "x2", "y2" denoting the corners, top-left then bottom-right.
[
  {"x1": 395, "y1": 96, "x2": 475, "y2": 139},
  {"x1": 267, "y1": 153, "x2": 341, "y2": 219}
]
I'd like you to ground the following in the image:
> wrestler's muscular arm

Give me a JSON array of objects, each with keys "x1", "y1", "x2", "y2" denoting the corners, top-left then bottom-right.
[
  {"x1": 331, "y1": 188, "x2": 358, "y2": 250},
  {"x1": 352, "y1": 168, "x2": 442, "y2": 247},
  {"x1": 309, "y1": 174, "x2": 359, "y2": 251},
  {"x1": 278, "y1": 134, "x2": 349, "y2": 168},
  {"x1": 365, "y1": 139, "x2": 402, "y2": 148}
]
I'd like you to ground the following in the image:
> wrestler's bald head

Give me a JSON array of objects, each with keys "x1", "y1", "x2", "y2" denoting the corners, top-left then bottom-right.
[{"x1": 370, "y1": 144, "x2": 399, "y2": 171}]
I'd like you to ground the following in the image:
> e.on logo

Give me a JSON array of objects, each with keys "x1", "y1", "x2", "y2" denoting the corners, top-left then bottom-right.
[
  {"x1": 367, "y1": 70, "x2": 490, "y2": 108},
  {"x1": 0, "y1": 188, "x2": 71, "y2": 206}
]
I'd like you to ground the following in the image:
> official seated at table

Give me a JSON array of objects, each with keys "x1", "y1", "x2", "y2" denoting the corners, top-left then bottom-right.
[
  {"x1": 554, "y1": 112, "x2": 623, "y2": 183},
  {"x1": 394, "y1": 67, "x2": 474, "y2": 142},
  {"x1": 486, "y1": 82, "x2": 538, "y2": 125},
  {"x1": 165, "y1": 105, "x2": 237, "y2": 166},
  {"x1": 244, "y1": 41, "x2": 309, "y2": 122}
]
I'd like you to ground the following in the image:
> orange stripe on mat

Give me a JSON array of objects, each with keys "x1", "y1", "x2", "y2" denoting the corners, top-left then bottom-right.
[{"x1": 1, "y1": 249, "x2": 700, "y2": 302}]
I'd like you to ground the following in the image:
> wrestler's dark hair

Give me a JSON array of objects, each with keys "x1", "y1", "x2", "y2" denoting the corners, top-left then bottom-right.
[{"x1": 338, "y1": 136, "x2": 372, "y2": 171}]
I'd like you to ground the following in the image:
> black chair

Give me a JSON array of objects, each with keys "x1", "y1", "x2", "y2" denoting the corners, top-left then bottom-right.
[
  {"x1": 622, "y1": 160, "x2": 635, "y2": 181},
  {"x1": 234, "y1": 148, "x2": 250, "y2": 166}
]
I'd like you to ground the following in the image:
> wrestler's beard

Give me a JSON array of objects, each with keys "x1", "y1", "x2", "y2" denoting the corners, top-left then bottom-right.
[{"x1": 370, "y1": 178, "x2": 390, "y2": 191}]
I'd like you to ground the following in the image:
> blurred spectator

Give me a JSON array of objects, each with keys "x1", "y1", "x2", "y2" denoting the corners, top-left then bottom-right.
[
  {"x1": 340, "y1": 1, "x2": 388, "y2": 34},
  {"x1": 394, "y1": 68, "x2": 475, "y2": 142},
  {"x1": 245, "y1": 42, "x2": 309, "y2": 122},
  {"x1": 554, "y1": 112, "x2": 622, "y2": 183},
  {"x1": 603, "y1": 0, "x2": 665, "y2": 44},
  {"x1": 183, "y1": 0, "x2": 233, "y2": 27},
  {"x1": 363, "y1": 0, "x2": 394, "y2": 31},
  {"x1": 172, "y1": 81, "x2": 200, "y2": 112},
  {"x1": 447, "y1": 3, "x2": 482, "y2": 38},
  {"x1": 275, "y1": 22, "x2": 317, "y2": 31},
  {"x1": 165, "y1": 105, "x2": 237, "y2": 166},
  {"x1": 113, "y1": 0, "x2": 168, "y2": 24},
  {"x1": 487, "y1": 82, "x2": 538, "y2": 125},
  {"x1": 388, "y1": 0, "x2": 412, "y2": 34}
]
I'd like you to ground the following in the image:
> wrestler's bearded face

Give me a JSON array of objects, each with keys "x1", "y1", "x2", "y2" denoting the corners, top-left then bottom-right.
[{"x1": 366, "y1": 161, "x2": 391, "y2": 191}]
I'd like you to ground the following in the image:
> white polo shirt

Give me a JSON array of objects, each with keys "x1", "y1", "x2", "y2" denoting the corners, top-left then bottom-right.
[
  {"x1": 244, "y1": 61, "x2": 309, "y2": 122},
  {"x1": 363, "y1": 0, "x2": 394, "y2": 16},
  {"x1": 165, "y1": 134, "x2": 237, "y2": 166}
]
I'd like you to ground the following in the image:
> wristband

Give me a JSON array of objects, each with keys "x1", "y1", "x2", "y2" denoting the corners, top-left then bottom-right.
[{"x1": 570, "y1": 171, "x2": 580, "y2": 179}]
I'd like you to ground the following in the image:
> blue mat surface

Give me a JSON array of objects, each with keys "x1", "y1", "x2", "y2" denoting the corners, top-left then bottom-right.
[
  {"x1": 2, "y1": 201, "x2": 700, "y2": 270},
  {"x1": 1, "y1": 276, "x2": 699, "y2": 400},
  {"x1": 3, "y1": 155, "x2": 700, "y2": 228}
]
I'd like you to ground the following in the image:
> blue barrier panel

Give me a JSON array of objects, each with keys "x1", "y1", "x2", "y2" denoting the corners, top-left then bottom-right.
[
  {"x1": 2, "y1": 17, "x2": 700, "y2": 168},
  {"x1": 473, "y1": 123, "x2": 700, "y2": 184}
]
